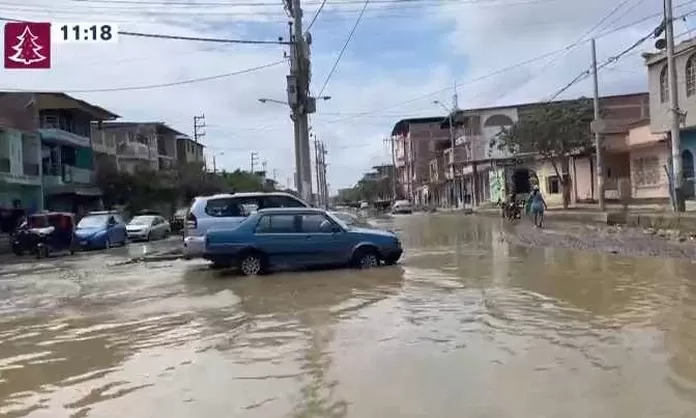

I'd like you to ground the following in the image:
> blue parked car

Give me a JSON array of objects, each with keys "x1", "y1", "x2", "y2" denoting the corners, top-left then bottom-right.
[
  {"x1": 74, "y1": 211, "x2": 128, "y2": 250},
  {"x1": 204, "y1": 207, "x2": 403, "y2": 275}
]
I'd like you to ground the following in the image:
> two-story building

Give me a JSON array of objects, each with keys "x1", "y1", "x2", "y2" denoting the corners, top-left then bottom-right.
[
  {"x1": 0, "y1": 122, "x2": 41, "y2": 212},
  {"x1": 176, "y1": 135, "x2": 205, "y2": 167},
  {"x1": 644, "y1": 37, "x2": 696, "y2": 199},
  {"x1": 93, "y1": 122, "x2": 184, "y2": 175},
  {"x1": 0, "y1": 92, "x2": 119, "y2": 212}
]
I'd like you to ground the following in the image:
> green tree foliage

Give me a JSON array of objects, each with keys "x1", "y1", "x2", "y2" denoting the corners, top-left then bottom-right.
[
  {"x1": 97, "y1": 163, "x2": 272, "y2": 214},
  {"x1": 490, "y1": 98, "x2": 594, "y2": 208}
]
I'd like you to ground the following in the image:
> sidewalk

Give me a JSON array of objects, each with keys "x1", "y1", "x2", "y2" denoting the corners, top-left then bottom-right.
[
  {"x1": 0, "y1": 233, "x2": 10, "y2": 255},
  {"x1": 473, "y1": 202, "x2": 696, "y2": 232}
]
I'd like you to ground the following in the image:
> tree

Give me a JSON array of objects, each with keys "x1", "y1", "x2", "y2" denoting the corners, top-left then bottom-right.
[
  {"x1": 491, "y1": 98, "x2": 594, "y2": 208},
  {"x1": 9, "y1": 26, "x2": 46, "y2": 65}
]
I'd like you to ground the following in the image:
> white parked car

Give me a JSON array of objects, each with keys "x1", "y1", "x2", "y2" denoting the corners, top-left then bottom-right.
[
  {"x1": 392, "y1": 200, "x2": 412, "y2": 214},
  {"x1": 126, "y1": 215, "x2": 171, "y2": 241}
]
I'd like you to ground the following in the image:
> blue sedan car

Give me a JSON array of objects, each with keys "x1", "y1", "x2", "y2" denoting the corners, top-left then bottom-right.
[
  {"x1": 74, "y1": 211, "x2": 128, "y2": 250},
  {"x1": 204, "y1": 207, "x2": 403, "y2": 275}
]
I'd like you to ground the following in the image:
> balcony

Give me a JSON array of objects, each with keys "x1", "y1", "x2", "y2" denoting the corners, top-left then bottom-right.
[
  {"x1": 39, "y1": 128, "x2": 91, "y2": 148},
  {"x1": 42, "y1": 164, "x2": 94, "y2": 188},
  {"x1": 117, "y1": 142, "x2": 153, "y2": 160}
]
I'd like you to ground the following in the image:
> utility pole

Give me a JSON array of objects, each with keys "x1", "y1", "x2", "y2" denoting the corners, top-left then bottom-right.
[
  {"x1": 451, "y1": 80, "x2": 459, "y2": 208},
  {"x1": 314, "y1": 139, "x2": 321, "y2": 207},
  {"x1": 320, "y1": 141, "x2": 329, "y2": 209},
  {"x1": 665, "y1": 0, "x2": 685, "y2": 211},
  {"x1": 383, "y1": 136, "x2": 398, "y2": 201},
  {"x1": 285, "y1": 0, "x2": 314, "y2": 204},
  {"x1": 212, "y1": 155, "x2": 217, "y2": 173},
  {"x1": 193, "y1": 115, "x2": 205, "y2": 143},
  {"x1": 250, "y1": 151, "x2": 259, "y2": 173},
  {"x1": 591, "y1": 39, "x2": 605, "y2": 211},
  {"x1": 262, "y1": 161, "x2": 268, "y2": 178}
]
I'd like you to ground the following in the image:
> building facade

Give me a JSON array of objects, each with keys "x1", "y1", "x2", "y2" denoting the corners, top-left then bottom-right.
[
  {"x1": 92, "y1": 122, "x2": 184, "y2": 175},
  {"x1": 645, "y1": 38, "x2": 696, "y2": 198},
  {"x1": 0, "y1": 92, "x2": 119, "y2": 212},
  {"x1": 0, "y1": 125, "x2": 42, "y2": 211}
]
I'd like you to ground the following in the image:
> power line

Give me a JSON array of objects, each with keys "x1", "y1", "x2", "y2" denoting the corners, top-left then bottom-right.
[
  {"x1": 0, "y1": 60, "x2": 286, "y2": 93},
  {"x1": 316, "y1": 5, "x2": 696, "y2": 125},
  {"x1": 317, "y1": 0, "x2": 370, "y2": 96},
  {"x1": 68, "y1": 0, "x2": 555, "y2": 8},
  {"x1": 305, "y1": 0, "x2": 328, "y2": 31},
  {"x1": 0, "y1": 15, "x2": 288, "y2": 44}
]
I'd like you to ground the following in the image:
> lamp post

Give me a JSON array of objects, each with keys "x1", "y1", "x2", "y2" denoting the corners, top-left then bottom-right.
[{"x1": 434, "y1": 100, "x2": 457, "y2": 208}]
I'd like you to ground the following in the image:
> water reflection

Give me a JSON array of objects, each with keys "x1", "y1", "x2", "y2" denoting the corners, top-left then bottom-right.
[{"x1": 2, "y1": 213, "x2": 696, "y2": 416}]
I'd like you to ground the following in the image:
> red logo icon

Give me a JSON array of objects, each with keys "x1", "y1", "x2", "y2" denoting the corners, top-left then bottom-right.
[{"x1": 4, "y1": 22, "x2": 51, "y2": 69}]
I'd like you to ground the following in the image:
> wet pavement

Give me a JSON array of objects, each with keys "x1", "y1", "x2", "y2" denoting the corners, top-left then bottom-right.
[{"x1": 1, "y1": 214, "x2": 696, "y2": 417}]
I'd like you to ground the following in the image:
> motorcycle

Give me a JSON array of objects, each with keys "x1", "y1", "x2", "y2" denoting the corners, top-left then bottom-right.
[{"x1": 501, "y1": 200, "x2": 522, "y2": 222}]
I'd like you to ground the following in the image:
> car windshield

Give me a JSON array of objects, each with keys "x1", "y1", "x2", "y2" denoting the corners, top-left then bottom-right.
[
  {"x1": 325, "y1": 212, "x2": 350, "y2": 230},
  {"x1": 331, "y1": 211, "x2": 357, "y2": 225},
  {"x1": 77, "y1": 215, "x2": 108, "y2": 228},
  {"x1": 130, "y1": 216, "x2": 155, "y2": 225}
]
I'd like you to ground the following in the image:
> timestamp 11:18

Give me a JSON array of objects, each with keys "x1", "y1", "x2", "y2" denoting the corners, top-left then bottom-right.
[{"x1": 54, "y1": 23, "x2": 119, "y2": 44}]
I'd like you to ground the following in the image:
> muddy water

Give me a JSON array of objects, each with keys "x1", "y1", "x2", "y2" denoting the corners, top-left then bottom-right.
[{"x1": 1, "y1": 214, "x2": 696, "y2": 417}]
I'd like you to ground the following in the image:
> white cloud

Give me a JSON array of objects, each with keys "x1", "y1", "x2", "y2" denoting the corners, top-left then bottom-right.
[{"x1": 0, "y1": 0, "x2": 679, "y2": 192}]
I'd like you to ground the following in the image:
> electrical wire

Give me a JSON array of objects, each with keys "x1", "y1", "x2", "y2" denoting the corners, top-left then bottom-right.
[
  {"x1": 306, "y1": 0, "x2": 329, "y2": 31},
  {"x1": 0, "y1": 60, "x2": 286, "y2": 93},
  {"x1": 0, "y1": 15, "x2": 288, "y2": 45},
  {"x1": 317, "y1": 0, "x2": 370, "y2": 96},
  {"x1": 68, "y1": 0, "x2": 555, "y2": 8}
]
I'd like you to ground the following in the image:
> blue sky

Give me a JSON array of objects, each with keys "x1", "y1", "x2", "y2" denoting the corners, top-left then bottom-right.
[{"x1": 0, "y1": 0, "x2": 675, "y2": 191}]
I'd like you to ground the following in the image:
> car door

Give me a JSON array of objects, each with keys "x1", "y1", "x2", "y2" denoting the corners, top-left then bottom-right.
[
  {"x1": 106, "y1": 215, "x2": 119, "y2": 243},
  {"x1": 151, "y1": 217, "x2": 163, "y2": 239},
  {"x1": 253, "y1": 214, "x2": 305, "y2": 268},
  {"x1": 298, "y1": 213, "x2": 346, "y2": 265}
]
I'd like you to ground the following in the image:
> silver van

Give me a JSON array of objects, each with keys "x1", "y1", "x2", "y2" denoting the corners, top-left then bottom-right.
[{"x1": 183, "y1": 192, "x2": 309, "y2": 259}]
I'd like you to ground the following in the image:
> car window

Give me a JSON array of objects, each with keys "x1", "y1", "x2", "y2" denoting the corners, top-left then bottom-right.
[
  {"x1": 204, "y1": 197, "x2": 243, "y2": 217},
  {"x1": 114, "y1": 215, "x2": 125, "y2": 224},
  {"x1": 301, "y1": 214, "x2": 333, "y2": 233},
  {"x1": 255, "y1": 214, "x2": 298, "y2": 233},
  {"x1": 263, "y1": 196, "x2": 306, "y2": 208}
]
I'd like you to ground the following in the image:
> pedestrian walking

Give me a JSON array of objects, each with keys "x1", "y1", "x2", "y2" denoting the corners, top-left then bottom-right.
[{"x1": 527, "y1": 185, "x2": 547, "y2": 228}]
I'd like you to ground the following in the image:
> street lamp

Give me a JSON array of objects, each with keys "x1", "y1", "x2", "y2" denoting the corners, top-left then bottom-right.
[
  {"x1": 258, "y1": 96, "x2": 331, "y2": 106},
  {"x1": 434, "y1": 100, "x2": 457, "y2": 207}
]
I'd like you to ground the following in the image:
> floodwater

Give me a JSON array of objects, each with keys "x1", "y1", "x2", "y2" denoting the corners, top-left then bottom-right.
[{"x1": 1, "y1": 214, "x2": 696, "y2": 417}]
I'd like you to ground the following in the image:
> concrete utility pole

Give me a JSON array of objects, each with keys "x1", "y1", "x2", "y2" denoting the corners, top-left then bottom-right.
[
  {"x1": 665, "y1": 0, "x2": 685, "y2": 211},
  {"x1": 451, "y1": 80, "x2": 459, "y2": 207},
  {"x1": 320, "y1": 141, "x2": 329, "y2": 209},
  {"x1": 383, "y1": 136, "x2": 398, "y2": 201},
  {"x1": 591, "y1": 39, "x2": 605, "y2": 211},
  {"x1": 314, "y1": 138, "x2": 321, "y2": 206},
  {"x1": 250, "y1": 151, "x2": 259, "y2": 173},
  {"x1": 285, "y1": 0, "x2": 314, "y2": 203}
]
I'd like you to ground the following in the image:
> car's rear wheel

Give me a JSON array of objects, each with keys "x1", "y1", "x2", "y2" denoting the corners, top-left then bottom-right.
[
  {"x1": 353, "y1": 247, "x2": 380, "y2": 269},
  {"x1": 239, "y1": 252, "x2": 265, "y2": 276}
]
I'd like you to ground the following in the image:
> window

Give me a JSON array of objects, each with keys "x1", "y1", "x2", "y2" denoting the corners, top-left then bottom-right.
[
  {"x1": 546, "y1": 176, "x2": 560, "y2": 194},
  {"x1": 255, "y1": 214, "x2": 297, "y2": 233},
  {"x1": 262, "y1": 195, "x2": 306, "y2": 208},
  {"x1": 660, "y1": 65, "x2": 669, "y2": 103},
  {"x1": 301, "y1": 214, "x2": 333, "y2": 233},
  {"x1": 632, "y1": 156, "x2": 660, "y2": 186},
  {"x1": 688, "y1": 55, "x2": 696, "y2": 97},
  {"x1": 204, "y1": 198, "x2": 243, "y2": 217}
]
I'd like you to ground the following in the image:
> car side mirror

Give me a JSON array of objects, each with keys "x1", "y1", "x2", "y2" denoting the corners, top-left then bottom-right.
[{"x1": 331, "y1": 225, "x2": 342, "y2": 233}]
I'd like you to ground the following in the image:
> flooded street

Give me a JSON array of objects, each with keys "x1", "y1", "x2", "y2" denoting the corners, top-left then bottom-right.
[{"x1": 2, "y1": 214, "x2": 696, "y2": 417}]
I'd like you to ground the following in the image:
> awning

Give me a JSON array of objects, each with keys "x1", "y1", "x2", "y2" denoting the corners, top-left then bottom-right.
[{"x1": 45, "y1": 185, "x2": 102, "y2": 196}]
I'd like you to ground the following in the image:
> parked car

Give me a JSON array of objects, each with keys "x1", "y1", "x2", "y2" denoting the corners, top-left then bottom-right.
[
  {"x1": 391, "y1": 200, "x2": 412, "y2": 214},
  {"x1": 184, "y1": 192, "x2": 310, "y2": 259},
  {"x1": 74, "y1": 211, "x2": 128, "y2": 249},
  {"x1": 126, "y1": 215, "x2": 170, "y2": 241},
  {"x1": 203, "y1": 207, "x2": 403, "y2": 275},
  {"x1": 171, "y1": 208, "x2": 188, "y2": 233}
]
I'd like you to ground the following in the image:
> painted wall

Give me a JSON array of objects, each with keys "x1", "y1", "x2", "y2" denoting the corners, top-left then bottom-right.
[
  {"x1": 629, "y1": 144, "x2": 671, "y2": 199},
  {"x1": 571, "y1": 156, "x2": 594, "y2": 202},
  {"x1": 534, "y1": 160, "x2": 564, "y2": 206},
  {"x1": 489, "y1": 168, "x2": 505, "y2": 203},
  {"x1": 481, "y1": 107, "x2": 518, "y2": 160}
]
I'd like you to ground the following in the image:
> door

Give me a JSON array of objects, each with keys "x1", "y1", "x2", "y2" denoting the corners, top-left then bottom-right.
[
  {"x1": 253, "y1": 214, "x2": 305, "y2": 268},
  {"x1": 298, "y1": 213, "x2": 345, "y2": 265}
]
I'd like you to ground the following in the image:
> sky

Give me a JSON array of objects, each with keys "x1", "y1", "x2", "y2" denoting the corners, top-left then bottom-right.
[{"x1": 0, "y1": 0, "x2": 689, "y2": 192}]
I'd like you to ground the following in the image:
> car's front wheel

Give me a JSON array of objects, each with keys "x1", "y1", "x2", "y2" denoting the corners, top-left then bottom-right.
[
  {"x1": 353, "y1": 247, "x2": 380, "y2": 269},
  {"x1": 239, "y1": 252, "x2": 265, "y2": 276}
]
